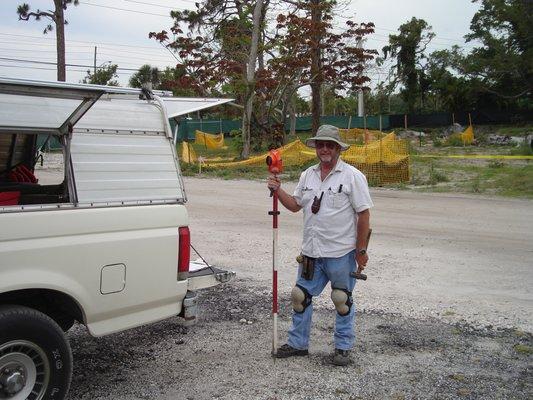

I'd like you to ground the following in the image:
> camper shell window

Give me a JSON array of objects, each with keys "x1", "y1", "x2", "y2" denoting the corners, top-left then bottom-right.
[{"x1": 0, "y1": 132, "x2": 67, "y2": 208}]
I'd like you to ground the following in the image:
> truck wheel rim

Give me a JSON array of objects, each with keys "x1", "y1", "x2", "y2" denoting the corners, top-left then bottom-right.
[{"x1": 0, "y1": 340, "x2": 50, "y2": 400}]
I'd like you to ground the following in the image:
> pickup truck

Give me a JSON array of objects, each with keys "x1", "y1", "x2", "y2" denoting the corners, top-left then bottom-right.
[{"x1": 0, "y1": 78, "x2": 234, "y2": 400}]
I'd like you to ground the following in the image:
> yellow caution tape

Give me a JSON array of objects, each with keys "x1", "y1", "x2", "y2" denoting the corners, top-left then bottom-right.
[{"x1": 415, "y1": 154, "x2": 533, "y2": 160}]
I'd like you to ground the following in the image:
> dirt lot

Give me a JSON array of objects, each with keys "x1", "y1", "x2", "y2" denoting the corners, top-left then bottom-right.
[
  {"x1": 183, "y1": 177, "x2": 532, "y2": 332},
  {"x1": 64, "y1": 177, "x2": 532, "y2": 400}
]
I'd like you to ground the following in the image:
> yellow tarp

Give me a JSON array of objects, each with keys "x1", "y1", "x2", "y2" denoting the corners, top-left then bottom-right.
[
  {"x1": 448, "y1": 125, "x2": 475, "y2": 145},
  {"x1": 195, "y1": 130, "x2": 226, "y2": 149},
  {"x1": 460, "y1": 125, "x2": 474, "y2": 145},
  {"x1": 181, "y1": 142, "x2": 197, "y2": 163}
]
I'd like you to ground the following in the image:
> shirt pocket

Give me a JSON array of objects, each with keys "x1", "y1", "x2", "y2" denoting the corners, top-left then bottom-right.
[
  {"x1": 327, "y1": 189, "x2": 350, "y2": 209},
  {"x1": 301, "y1": 188, "x2": 316, "y2": 207}
]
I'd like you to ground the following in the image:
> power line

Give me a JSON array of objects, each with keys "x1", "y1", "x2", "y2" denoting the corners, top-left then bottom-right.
[
  {"x1": 0, "y1": 45, "x2": 176, "y2": 63},
  {"x1": 0, "y1": 63, "x2": 136, "y2": 76},
  {"x1": 0, "y1": 64, "x2": 89, "y2": 73},
  {"x1": 0, "y1": 32, "x2": 168, "y2": 51},
  {"x1": 373, "y1": 27, "x2": 470, "y2": 43},
  {"x1": 0, "y1": 47, "x2": 90, "y2": 54},
  {"x1": 122, "y1": 0, "x2": 183, "y2": 9},
  {"x1": 79, "y1": 1, "x2": 176, "y2": 17},
  {"x1": 370, "y1": 31, "x2": 476, "y2": 48},
  {"x1": 123, "y1": 0, "x2": 208, "y2": 7},
  {"x1": 0, "y1": 39, "x2": 175, "y2": 56},
  {"x1": 0, "y1": 56, "x2": 140, "y2": 71}
]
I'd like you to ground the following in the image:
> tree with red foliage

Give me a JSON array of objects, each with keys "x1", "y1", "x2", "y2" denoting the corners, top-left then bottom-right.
[
  {"x1": 260, "y1": 1, "x2": 376, "y2": 141},
  {"x1": 151, "y1": 1, "x2": 376, "y2": 154},
  {"x1": 150, "y1": 1, "x2": 267, "y2": 157}
]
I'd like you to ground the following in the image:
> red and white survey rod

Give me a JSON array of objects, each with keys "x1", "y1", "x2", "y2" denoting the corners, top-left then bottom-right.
[{"x1": 266, "y1": 149, "x2": 282, "y2": 356}]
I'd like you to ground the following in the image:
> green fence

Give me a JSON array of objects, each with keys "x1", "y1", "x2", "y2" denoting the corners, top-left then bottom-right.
[
  {"x1": 36, "y1": 134, "x2": 62, "y2": 150},
  {"x1": 173, "y1": 115, "x2": 391, "y2": 141},
  {"x1": 292, "y1": 115, "x2": 390, "y2": 132},
  {"x1": 39, "y1": 115, "x2": 391, "y2": 145},
  {"x1": 173, "y1": 118, "x2": 242, "y2": 141}
]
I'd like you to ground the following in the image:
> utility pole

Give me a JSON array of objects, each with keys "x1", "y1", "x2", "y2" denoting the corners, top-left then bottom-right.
[
  {"x1": 357, "y1": 89, "x2": 364, "y2": 117},
  {"x1": 93, "y1": 46, "x2": 97, "y2": 75}
]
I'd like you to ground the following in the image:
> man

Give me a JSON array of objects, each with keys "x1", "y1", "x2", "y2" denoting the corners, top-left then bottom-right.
[{"x1": 267, "y1": 124, "x2": 373, "y2": 366}]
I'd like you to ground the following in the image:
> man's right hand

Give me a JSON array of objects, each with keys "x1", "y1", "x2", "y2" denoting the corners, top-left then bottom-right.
[
  {"x1": 267, "y1": 176, "x2": 302, "y2": 212},
  {"x1": 267, "y1": 175, "x2": 281, "y2": 192}
]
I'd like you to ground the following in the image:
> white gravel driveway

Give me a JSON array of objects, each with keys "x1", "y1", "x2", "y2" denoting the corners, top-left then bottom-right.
[
  {"x1": 184, "y1": 177, "x2": 533, "y2": 332},
  {"x1": 64, "y1": 176, "x2": 532, "y2": 399}
]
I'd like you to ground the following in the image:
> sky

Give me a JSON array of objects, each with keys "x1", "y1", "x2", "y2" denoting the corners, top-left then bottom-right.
[{"x1": 0, "y1": 0, "x2": 482, "y2": 89}]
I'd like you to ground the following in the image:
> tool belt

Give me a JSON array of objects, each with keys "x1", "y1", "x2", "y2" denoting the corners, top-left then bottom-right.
[{"x1": 296, "y1": 254, "x2": 315, "y2": 280}]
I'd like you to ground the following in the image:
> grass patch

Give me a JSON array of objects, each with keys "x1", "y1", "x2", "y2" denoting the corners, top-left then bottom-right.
[
  {"x1": 495, "y1": 124, "x2": 533, "y2": 136},
  {"x1": 488, "y1": 160, "x2": 505, "y2": 169},
  {"x1": 409, "y1": 157, "x2": 533, "y2": 198},
  {"x1": 514, "y1": 329, "x2": 528, "y2": 338},
  {"x1": 486, "y1": 165, "x2": 533, "y2": 197},
  {"x1": 457, "y1": 388, "x2": 472, "y2": 397},
  {"x1": 449, "y1": 373, "x2": 466, "y2": 382},
  {"x1": 178, "y1": 131, "x2": 533, "y2": 198},
  {"x1": 508, "y1": 142, "x2": 533, "y2": 156},
  {"x1": 513, "y1": 344, "x2": 532, "y2": 355},
  {"x1": 429, "y1": 162, "x2": 449, "y2": 185}
]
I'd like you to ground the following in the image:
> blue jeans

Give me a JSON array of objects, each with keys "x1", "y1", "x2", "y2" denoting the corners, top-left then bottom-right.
[{"x1": 287, "y1": 250, "x2": 357, "y2": 351}]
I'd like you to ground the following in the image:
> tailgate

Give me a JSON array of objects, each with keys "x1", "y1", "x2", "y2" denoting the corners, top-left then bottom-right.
[{"x1": 187, "y1": 260, "x2": 235, "y2": 291}]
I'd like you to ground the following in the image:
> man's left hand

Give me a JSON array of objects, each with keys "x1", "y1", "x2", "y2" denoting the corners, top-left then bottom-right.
[{"x1": 355, "y1": 252, "x2": 368, "y2": 270}]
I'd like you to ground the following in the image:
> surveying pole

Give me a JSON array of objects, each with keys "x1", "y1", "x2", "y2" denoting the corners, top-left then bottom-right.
[{"x1": 266, "y1": 150, "x2": 282, "y2": 356}]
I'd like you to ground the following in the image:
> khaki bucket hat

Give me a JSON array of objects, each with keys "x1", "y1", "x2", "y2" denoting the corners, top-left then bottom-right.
[{"x1": 305, "y1": 125, "x2": 350, "y2": 151}]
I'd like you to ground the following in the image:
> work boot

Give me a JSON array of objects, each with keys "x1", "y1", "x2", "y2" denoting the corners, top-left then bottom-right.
[
  {"x1": 273, "y1": 343, "x2": 308, "y2": 358},
  {"x1": 332, "y1": 349, "x2": 351, "y2": 366}
]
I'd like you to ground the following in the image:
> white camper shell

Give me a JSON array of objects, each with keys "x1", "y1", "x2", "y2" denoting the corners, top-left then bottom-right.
[{"x1": 0, "y1": 78, "x2": 234, "y2": 400}]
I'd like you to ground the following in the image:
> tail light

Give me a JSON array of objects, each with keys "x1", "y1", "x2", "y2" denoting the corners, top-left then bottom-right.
[{"x1": 178, "y1": 226, "x2": 190, "y2": 279}]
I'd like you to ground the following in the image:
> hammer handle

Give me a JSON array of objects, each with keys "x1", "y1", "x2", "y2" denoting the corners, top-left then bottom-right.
[
  {"x1": 350, "y1": 228, "x2": 372, "y2": 281},
  {"x1": 351, "y1": 271, "x2": 367, "y2": 280}
]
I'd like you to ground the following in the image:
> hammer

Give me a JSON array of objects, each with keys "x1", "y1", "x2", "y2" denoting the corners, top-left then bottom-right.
[{"x1": 350, "y1": 229, "x2": 372, "y2": 281}]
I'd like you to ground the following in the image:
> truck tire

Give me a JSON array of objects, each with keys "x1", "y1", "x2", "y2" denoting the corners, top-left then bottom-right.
[{"x1": 0, "y1": 305, "x2": 72, "y2": 400}]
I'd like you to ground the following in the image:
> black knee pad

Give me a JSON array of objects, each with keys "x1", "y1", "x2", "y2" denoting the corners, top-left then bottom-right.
[{"x1": 291, "y1": 284, "x2": 312, "y2": 313}]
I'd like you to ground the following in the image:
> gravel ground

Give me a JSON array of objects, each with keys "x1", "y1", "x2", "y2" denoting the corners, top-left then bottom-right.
[
  {"x1": 67, "y1": 282, "x2": 532, "y2": 400},
  {"x1": 32, "y1": 166, "x2": 532, "y2": 399}
]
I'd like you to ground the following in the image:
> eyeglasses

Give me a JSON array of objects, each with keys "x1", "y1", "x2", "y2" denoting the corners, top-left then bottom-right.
[{"x1": 315, "y1": 141, "x2": 336, "y2": 149}]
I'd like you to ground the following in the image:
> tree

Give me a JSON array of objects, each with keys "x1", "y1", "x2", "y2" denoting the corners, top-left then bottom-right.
[
  {"x1": 380, "y1": 17, "x2": 435, "y2": 113},
  {"x1": 17, "y1": 0, "x2": 79, "y2": 81},
  {"x1": 461, "y1": 0, "x2": 532, "y2": 102},
  {"x1": 264, "y1": 2, "x2": 375, "y2": 140},
  {"x1": 158, "y1": 66, "x2": 197, "y2": 96},
  {"x1": 242, "y1": 0, "x2": 265, "y2": 158},
  {"x1": 82, "y1": 63, "x2": 119, "y2": 86},
  {"x1": 424, "y1": 47, "x2": 476, "y2": 112},
  {"x1": 129, "y1": 64, "x2": 161, "y2": 90},
  {"x1": 151, "y1": 1, "x2": 374, "y2": 153},
  {"x1": 150, "y1": 1, "x2": 270, "y2": 158},
  {"x1": 309, "y1": 0, "x2": 323, "y2": 134}
]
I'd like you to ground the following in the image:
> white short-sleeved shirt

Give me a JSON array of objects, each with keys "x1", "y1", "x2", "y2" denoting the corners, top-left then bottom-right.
[{"x1": 293, "y1": 159, "x2": 373, "y2": 258}]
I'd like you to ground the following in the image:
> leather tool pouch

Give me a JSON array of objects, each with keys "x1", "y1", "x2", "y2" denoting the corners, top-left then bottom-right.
[{"x1": 300, "y1": 255, "x2": 315, "y2": 280}]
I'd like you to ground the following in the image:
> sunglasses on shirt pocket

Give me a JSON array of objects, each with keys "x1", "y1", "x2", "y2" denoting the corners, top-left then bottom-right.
[{"x1": 311, "y1": 191, "x2": 324, "y2": 214}]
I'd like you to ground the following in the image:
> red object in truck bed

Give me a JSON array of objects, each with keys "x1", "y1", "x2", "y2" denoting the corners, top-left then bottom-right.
[{"x1": 0, "y1": 191, "x2": 21, "y2": 205}]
